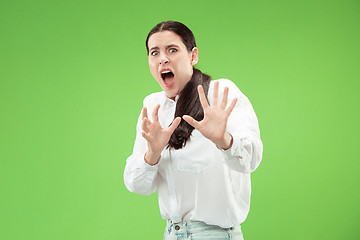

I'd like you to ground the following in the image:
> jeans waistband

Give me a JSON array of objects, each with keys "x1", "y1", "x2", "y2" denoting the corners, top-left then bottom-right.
[{"x1": 166, "y1": 219, "x2": 235, "y2": 234}]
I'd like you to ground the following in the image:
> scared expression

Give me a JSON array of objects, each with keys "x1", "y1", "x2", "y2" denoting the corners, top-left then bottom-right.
[{"x1": 147, "y1": 30, "x2": 198, "y2": 100}]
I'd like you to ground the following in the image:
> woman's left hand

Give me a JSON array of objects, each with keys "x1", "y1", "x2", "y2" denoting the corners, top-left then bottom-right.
[{"x1": 183, "y1": 81, "x2": 238, "y2": 150}]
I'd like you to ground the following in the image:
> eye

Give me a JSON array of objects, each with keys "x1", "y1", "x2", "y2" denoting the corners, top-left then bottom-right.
[
  {"x1": 151, "y1": 51, "x2": 159, "y2": 56},
  {"x1": 169, "y1": 48, "x2": 177, "y2": 53}
]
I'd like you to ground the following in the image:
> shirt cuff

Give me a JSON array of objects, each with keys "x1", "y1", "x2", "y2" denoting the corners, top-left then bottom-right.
[
  {"x1": 218, "y1": 134, "x2": 241, "y2": 156},
  {"x1": 135, "y1": 154, "x2": 160, "y2": 176},
  {"x1": 218, "y1": 135, "x2": 252, "y2": 170}
]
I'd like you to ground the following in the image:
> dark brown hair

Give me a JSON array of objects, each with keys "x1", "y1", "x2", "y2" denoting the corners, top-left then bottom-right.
[{"x1": 146, "y1": 21, "x2": 211, "y2": 149}]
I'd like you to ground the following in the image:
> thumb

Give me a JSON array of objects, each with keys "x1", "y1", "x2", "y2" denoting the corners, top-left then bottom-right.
[
  {"x1": 182, "y1": 115, "x2": 200, "y2": 129},
  {"x1": 168, "y1": 117, "x2": 181, "y2": 133}
]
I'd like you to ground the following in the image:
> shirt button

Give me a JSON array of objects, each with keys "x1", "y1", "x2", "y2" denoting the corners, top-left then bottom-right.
[{"x1": 175, "y1": 225, "x2": 180, "y2": 230}]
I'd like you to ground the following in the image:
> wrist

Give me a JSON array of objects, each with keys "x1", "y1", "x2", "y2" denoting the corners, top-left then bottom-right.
[
  {"x1": 214, "y1": 132, "x2": 233, "y2": 150},
  {"x1": 144, "y1": 150, "x2": 161, "y2": 165}
]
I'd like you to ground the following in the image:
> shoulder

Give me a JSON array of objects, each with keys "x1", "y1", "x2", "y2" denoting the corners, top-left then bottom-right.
[
  {"x1": 211, "y1": 78, "x2": 236, "y2": 86},
  {"x1": 142, "y1": 91, "x2": 165, "y2": 107},
  {"x1": 210, "y1": 78, "x2": 243, "y2": 96},
  {"x1": 209, "y1": 78, "x2": 248, "y2": 103}
]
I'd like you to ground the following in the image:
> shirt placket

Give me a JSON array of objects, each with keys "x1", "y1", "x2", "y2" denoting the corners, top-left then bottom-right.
[{"x1": 162, "y1": 97, "x2": 181, "y2": 221}]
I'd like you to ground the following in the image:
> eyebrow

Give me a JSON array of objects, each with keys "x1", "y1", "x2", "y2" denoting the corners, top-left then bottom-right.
[{"x1": 149, "y1": 44, "x2": 180, "y2": 52}]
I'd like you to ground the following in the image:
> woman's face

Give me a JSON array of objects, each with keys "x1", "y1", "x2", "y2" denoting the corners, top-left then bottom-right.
[{"x1": 147, "y1": 30, "x2": 198, "y2": 100}]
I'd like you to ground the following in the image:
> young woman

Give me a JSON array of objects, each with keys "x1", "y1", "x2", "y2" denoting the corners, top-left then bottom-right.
[{"x1": 124, "y1": 21, "x2": 263, "y2": 240}]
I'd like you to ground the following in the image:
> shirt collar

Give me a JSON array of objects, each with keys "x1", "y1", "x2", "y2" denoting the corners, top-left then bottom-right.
[{"x1": 162, "y1": 92, "x2": 179, "y2": 105}]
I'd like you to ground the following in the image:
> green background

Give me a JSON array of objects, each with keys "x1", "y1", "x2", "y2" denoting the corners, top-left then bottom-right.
[{"x1": 1, "y1": 0, "x2": 359, "y2": 239}]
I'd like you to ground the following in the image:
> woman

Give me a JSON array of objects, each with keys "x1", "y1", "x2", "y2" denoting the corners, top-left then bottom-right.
[{"x1": 124, "y1": 21, "x2": 263, "y2": 240}]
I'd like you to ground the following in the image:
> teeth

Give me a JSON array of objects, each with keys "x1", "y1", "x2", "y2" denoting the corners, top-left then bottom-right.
[{"x1": 161, "y1": 70, "x2": 171, "y2": 74}]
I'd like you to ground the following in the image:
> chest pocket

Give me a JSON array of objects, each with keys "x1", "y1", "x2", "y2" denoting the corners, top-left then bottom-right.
[{"x1": 172, "y1": 130, "x2": 222, "y2": 174}]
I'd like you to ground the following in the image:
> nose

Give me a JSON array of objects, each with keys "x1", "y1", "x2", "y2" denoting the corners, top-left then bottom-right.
[{"x1": 159, "y1": 54, "x2": 169, "y2": 65}]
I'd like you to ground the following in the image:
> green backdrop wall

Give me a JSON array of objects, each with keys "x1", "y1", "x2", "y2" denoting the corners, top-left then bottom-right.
[{"x1": 1, "y1": 0, "x2": 359, "y2": 239}]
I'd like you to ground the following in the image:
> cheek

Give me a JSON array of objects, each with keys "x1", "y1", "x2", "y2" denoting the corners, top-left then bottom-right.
[
  {"x1": 148, "y1": 61, "x2": 157, "y2": 75},
  {"x1": 178, "y1": 60, "x2": 192, "y2": 75},
  {"x1": 178, "y1": 55, "x2": 192, "y2": 68}
]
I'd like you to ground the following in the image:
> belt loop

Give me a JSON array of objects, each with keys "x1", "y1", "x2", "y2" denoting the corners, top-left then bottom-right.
[
  {"x1": 185, "y1": 222, "x2": 190, "y2": 238},
  {"x1": 167, "y1": 220, "x2": 172, "y2": 234}
]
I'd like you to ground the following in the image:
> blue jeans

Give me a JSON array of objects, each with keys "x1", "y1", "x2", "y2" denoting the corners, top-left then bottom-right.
[{"x1": 163, "y1": 220, "x2": 244, "y2": 240}]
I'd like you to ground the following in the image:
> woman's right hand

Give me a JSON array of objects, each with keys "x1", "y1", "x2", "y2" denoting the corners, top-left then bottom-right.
[{"x1": 141, "y1": 104, "x2": 181, "y2": 165}]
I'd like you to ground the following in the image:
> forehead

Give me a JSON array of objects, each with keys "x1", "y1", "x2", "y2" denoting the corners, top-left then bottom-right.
[{"x1": 148, "y1": 30, "x2": 186, "y2": 49}]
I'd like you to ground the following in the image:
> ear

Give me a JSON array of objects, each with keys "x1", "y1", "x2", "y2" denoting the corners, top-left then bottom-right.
[{"x1": 190, "y1": 47, "x2": 199, "y2": 66}]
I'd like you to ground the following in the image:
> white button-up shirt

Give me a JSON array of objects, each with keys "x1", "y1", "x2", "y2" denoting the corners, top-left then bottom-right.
[{"x1": 124, "y1": 79, "x2": 263, "y2": 228}]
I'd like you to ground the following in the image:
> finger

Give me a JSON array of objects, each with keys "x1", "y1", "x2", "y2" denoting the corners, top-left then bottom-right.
[
  {"x1": 141, "y1": 131, "x2": 151, "y2": 142},
  {"x1": 168, "y1": 117, "x2": 181, "y2": 133},
  {"x1": 220, "y1": 87, "x2": 229, "y2": 110},
  {"x1": 141, "y1": 117, "x2": 150, "y2": 133},
  {"x1": 183, "y1": 115, "x2": 201, "y2": 129},
  {"x1": 225, "y1": 98, "x2": 238, "y2": 117},
  {"x1": 142, "y1": 107, "x2": 148, "y2": 120},
  {"x1": 197, "y1": 85, "x2": 210, "y2": 109},
  {"x1": 213, "y1": 81, "x2": 219, "y2": 106},
  {"x1": 152, "y1": 104, "x2": 160, "y2": 122}
]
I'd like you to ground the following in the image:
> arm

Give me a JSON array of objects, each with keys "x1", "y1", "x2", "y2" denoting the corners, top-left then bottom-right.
[
  {"x1": 123, "y1": 112, "x2": 158, "y2": 195},
  {"x1": 218, "y1": 80, "x2": 263, "y2": 173},
  {"x1": 183, "y1": 79, "x2": 263, "y2": 173},
  {"x1": 124, "y1": 97, "x2": 181, "y2": 195}
]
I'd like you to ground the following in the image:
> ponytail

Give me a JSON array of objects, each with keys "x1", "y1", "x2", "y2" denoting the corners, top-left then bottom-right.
[{"x1": 168, "y1": 68, "x2": 211, "y2": 149}]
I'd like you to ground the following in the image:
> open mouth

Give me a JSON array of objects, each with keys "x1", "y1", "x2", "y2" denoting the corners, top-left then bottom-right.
[{"x1": 161, "y1": 70, "x2": 175, "y2": 88}]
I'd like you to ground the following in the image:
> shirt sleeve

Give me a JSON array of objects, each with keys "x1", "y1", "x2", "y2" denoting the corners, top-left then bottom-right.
[
  {"x1": 215, "y1": 79, "x2": 263, "y2": 173},
  {"x1": 123, "y1": 96, "x2": 159, "y2": 195}
]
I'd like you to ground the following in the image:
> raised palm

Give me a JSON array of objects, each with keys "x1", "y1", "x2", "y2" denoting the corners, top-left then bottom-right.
[
  {"x1": 183, "y1": 81, "x2": 237, "y2": 147},
  {"x1": 141, "y1": 104, "x2": 181, "y2": 163}
]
